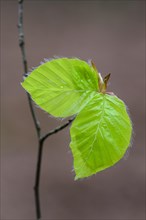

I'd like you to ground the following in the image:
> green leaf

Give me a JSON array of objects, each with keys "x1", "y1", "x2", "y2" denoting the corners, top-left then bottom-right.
[
  {"x1": 70, "y1": 93, "x2": 132, "y2": 180},
  {"x1": 21, "y1": 58, "x2": 98, "y2": 117}
]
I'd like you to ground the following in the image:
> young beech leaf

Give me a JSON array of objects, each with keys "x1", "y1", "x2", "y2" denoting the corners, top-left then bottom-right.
[
  {"x1": 70, "y1": 93, "x2": 132, "y2": 180},
  {"x1": 21, "y1": 57, "x2": 132, "y2": 180},
  {"x1": 22, "y1": 58, "x2": 98, "y2": 117}
]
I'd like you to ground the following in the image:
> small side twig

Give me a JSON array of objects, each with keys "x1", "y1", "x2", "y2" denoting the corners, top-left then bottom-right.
[
  {"x1": 18, "y1": 0, "x2": 74, "y2": 219},
  {"x1": 40, "y1": 118, "x2": 74, "y2": 142}
]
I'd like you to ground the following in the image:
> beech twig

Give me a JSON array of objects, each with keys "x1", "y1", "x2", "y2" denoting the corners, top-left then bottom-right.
[
  {"x1": 40, "y1": 118, "x2": 74, "y2": 142},
  {"x1": 18, "y1": 0, "x2": 74, "y2": 219}
]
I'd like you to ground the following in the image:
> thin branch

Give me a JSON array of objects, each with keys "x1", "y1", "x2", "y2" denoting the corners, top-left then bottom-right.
[
  {"x1": 34, "y1": 140, "x2": 44, "y2": 190},
  {"x1": 27, "y1": 94, "x2": 41, "y2": 138},
  {"x1": 34, "y1": 185, "x2": 41, "y2": 219},
  {"x1": 33, "y1": 118, "x2": 74, "y2": 219},
  {"x1": 18, "y1": 1, "x2": 75, "y2": 219},
  {"x1": 18, "y1": 0, "x2": 41, "y2": 139},
  {"x1": 40, "y1": 118, "x2": 74, "y2": 143}
]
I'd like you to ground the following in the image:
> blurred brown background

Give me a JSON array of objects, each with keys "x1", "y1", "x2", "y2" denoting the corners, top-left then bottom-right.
[{"x1": 1, "y1": 0, "x2": 145, "y2": 219}]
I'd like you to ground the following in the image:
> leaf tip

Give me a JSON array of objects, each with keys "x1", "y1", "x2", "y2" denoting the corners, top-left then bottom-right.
[{"x1": 74, "y1": 175, "x2": 79, "y2": 181}]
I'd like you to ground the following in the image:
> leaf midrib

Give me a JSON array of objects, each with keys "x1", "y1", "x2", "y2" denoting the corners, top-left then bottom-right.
[{"x1": 79, "y1": 94, "x2": 106, "y2": 170}]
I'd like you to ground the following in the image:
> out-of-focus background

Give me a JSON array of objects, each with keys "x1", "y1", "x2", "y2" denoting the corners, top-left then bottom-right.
[{"x1": 1, "y1": 0, "x2": 145, "y2": 219}]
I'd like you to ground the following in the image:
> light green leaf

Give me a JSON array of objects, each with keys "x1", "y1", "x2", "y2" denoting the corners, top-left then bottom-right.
[
  {"x1": 21, "y1": 58, "x2": 98, "y2": 117},
  {"x1": 70, "y1": 93, "x2": 132, "y2": 180}
]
